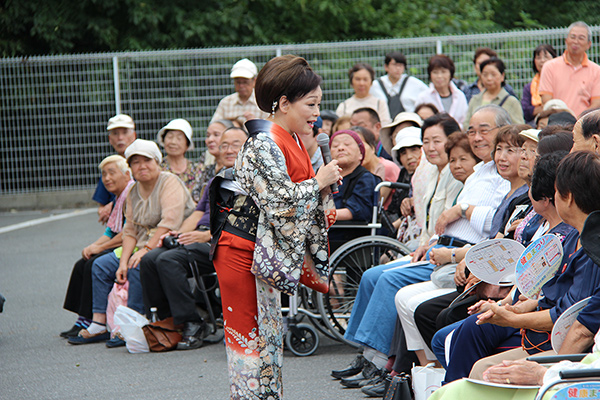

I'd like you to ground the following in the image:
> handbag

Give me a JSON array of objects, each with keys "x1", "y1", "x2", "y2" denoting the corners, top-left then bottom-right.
[
  {"x1": 383, "y1": 373, "x2": 412, "y2": 400},
  {"x1": 142, "y1": 317, "x2": 183, "y2": 352}
]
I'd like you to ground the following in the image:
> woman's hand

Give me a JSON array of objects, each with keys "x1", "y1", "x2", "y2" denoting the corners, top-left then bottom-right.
[
  {"x1": 430, "y1": 247, "x2": 452, "y2": 266},
  {"x1": 435, "y1": 206, "x2": 461, "y2": 236},
  {"x1": 400, "y1": 197, "x2": 413, "y2": 217},
  {"x1": 116, "y1": 262, "x2": 128, "y2": 284},
  {"x1": 127, "y1": 248, "x2": 148, "y2": 270},
  {"x1": 476, "y1": 303, "x2": 518, "y2": 326},
  {"x1": 158, "y1": 231, "x2": 179, "y2": 247},
  {"x1": 316, "y1": 160, "x2": 342, "y2": 191},
  {"x1": 97, "y1": 202, "x2": 113, "y2": 224},
  {"x1": 483, "y1": 359, "x2": 546, "y2": 386},
  {"x1": 82, "y1": 244, "x2": 101, "y2": 260},
  {"x1": 505, "y1": 218, "x2": 523, "y2": 234},
  {"x1": 468, "y1": 299, "x2": 496, "y2": 315},
  {"x1": 177, "y1": 230, "x2": 211, "y2": 245},
  {"x1": 411, "y1": 244, "x2": 430, "y2": 262},
  {"x1": 454, "y1": 259, "x2": 468, "y2": 286}
]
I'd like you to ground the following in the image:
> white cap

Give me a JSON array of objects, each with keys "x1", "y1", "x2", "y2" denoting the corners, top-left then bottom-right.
[
  {"x1": 107, "y1": 114, "x2": 135, "y2": 131},
  {"x1": 380, "y1": 112, "x2": 423, "y2": 156},
  {"x1": 230, "y1": 58, "x2": 258, "y2": 79},
  {"x1": 392, "y1": 126, "x2": 423, "y2": 151},
  {"x1": 519, "y1": 128, "x2": 541, "y2": 143},
  {"x1": 543, "y1": 99, "x2": 571, "y2": 113},
  {"x1": 124, "y1": 139, "x2": 163, "y2": 164},
  {"x1": 157, "y1": 119, "x2": 194, "y2": 150}
]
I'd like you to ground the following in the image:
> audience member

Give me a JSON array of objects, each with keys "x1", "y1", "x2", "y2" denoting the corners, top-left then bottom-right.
[
  {"x1": 379, "y1": 112, "x2": 423, "y2": 160},
  {"x1": 572, "y1": 109, "x2": 600, "y2": 153},
  {"x1": 521, "y1": 44, "x2": 557, "y2": 124},
  {"x1": 415, "y1": 103, "x2": 439, "y2": 121},
  {"x1": 462, "y1": 47, "x2": 517, "y2": 102},
  {"x1": 320, "y1": 110, "x2": 339, "y2": 135},
  {"x1": 332, "y1": 115, "x2": 352, "y2": 133},
  {"x1": 350, "y1": 107, "x2": 393, "y2": 160}
]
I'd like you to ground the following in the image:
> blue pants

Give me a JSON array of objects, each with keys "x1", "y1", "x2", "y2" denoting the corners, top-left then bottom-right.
[
  {"x1": 343, "y1": 246, "x2": 449, "y2": 355},
  {"x1": 91, "y1": 252, "x2": 144, "y2": 315},
  {"x1": 431, "y1": 320, "x2": 463, "y2": 369},
  {"x1": 444, "y1": 313, "x2": 521, "y2": 382}
]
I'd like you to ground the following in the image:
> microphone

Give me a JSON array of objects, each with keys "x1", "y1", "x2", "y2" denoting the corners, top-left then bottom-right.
[{"x1": 316, "y1": 133, "x2": 339, "y2": 194}]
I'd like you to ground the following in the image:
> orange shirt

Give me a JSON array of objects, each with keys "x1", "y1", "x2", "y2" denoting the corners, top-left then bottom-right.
[{"x1": 539, "y1": 52, "x2": 600, "y2": 116}]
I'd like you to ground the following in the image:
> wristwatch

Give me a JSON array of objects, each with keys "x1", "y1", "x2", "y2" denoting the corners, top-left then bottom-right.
[{"x1": 460, "y1": 203, "x2": 469, "y2": 218}]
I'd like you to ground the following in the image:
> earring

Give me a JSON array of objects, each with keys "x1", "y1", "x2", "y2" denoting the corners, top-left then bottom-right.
[{"x1": 271, "y1": 100, "x2": 278, "y2": 117}]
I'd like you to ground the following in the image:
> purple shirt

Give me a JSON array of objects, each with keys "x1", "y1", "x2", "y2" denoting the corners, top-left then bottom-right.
[{"x1": 195, "y1": 177, "x2": 212, "y2": 229}]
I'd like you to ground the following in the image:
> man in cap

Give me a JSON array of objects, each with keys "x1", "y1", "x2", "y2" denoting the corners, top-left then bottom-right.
[
  {"x1": 94, "y1": 114, "x2": 137, "y2": 224},
  {"x1": 210, "y1": 58, "x2": 268, "y2": 125}
]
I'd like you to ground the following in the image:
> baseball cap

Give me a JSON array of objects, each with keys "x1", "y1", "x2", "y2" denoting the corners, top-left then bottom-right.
[
  {"x1": 230, "y1": 59, "x2": 258, "y2": 79},
  {"x1": 124, "y1": 139, "x2": 163, "y2": 164},
  {"x1": 157, "y1": 118, "x2": 194, "y2": 150},
  {"x1": 107, "y1": 114, "x2": 135, "y2": 131},
  {"x1": 392, "y1": 127, "x2": 423, "y2": 151}
]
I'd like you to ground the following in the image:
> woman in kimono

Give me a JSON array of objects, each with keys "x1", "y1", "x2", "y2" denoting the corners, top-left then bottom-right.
[{"x1": 212, "y1": 54, "x2": 341, "y2": 399}]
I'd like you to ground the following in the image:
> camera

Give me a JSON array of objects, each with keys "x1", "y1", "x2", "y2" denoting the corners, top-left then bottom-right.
[{"x1": 163, "y1": 235, "x2": 182, "y2": 249}]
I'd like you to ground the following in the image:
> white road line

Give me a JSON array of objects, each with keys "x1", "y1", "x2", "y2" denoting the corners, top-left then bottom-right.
[{"x1": 0, "y1": 208, "x2": 97, "y2": 234}]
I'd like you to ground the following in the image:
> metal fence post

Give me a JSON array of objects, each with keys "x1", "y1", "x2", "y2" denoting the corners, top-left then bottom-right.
[
  {"x1": 112, "y1": 56, "x2": 121, "y2": 114},
  {"x1": 436, "y1": 40, "x2": 443, "y2": 55}
]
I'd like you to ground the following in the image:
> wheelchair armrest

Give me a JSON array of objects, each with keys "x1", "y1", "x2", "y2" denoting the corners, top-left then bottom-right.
[
  {"x1": 559, "y1": 368, "x2": 600, "y2": 380},
  {"x1": 375, "y1": 181, "x2": 411, "y2": 191},
  {"x1": 527, "y1": 354, "x2": 588, "y2": 364}
]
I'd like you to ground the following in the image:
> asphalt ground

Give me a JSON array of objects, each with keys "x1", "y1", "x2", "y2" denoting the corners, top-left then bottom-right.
[{"x1": 0, "y1": 209, "x2": 372, "y2": 399}]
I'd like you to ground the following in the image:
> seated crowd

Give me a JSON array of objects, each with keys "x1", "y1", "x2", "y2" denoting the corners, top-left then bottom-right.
[{"x1": 60, "y1": 19, "x2": 600, "y2": 400}]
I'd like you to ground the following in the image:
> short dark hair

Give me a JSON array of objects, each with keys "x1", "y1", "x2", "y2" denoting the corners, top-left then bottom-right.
[
  {"x1": 479, "y1": 57, "x2": 506, "y2": 86},
  {"x1": 349, "y1": 63, "x2": 375, "y2": 84},
  {"x1": 385, "y1": 52, "x2": 407, "y2": 67},
  {"x1": 421, "y1": 113, "x2": 460, "y2": 139},
  {"x1": 531, "y1": 151, "x2": 568, "y2": 204},
  {"x1": 532, "y1": 44, "x2": 557, "y2": 73},
  {"x1": 445, "y1": 131, "x2": 481, "y2": 163},
  {"x1": 580, "y1": 110, "x2": 600, "y2": 139},
  {"x1": 473, "y1": 47, "x2": 497, "y2": 63},
  {"x1": 351, "y1": 126, "x2": 377, "y2": 149},
  {"x1": 537, "y1": 131, "x2": 574, "y2": 155},
  {"x1": 556, "y1": 151, "x2": 600, "y2": 214},
  {"x1": 415, "y1": 103, "x2": 439, "y2": 116},
  {"x1": 492, "y1": 125, "x2": 529, "y2": 158},
  {"x1": 352, "y1": 107, "x2": 380, "y2": 124},
  {"x1": 255, "y1": 55, "x2": 322, "y2": 114},
  {"x1": 427, "y1": 55, "x2": 455, "y2": 79}
]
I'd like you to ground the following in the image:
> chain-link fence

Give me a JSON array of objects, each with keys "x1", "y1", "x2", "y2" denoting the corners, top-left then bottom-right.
[{"x1": 2, "y1": 26, "x2": 599, "y2": 197}]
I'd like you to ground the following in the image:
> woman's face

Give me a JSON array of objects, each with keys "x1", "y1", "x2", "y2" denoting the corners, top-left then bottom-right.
[
  {"x1": 285, "y1": 86, "x2": 321, "y2": 137},
  {"x1": 206, "y1": 122, "x2": 227, "y2": 157},
  {"x1": 430, "y1": 67, "x2": 451, "y2": 93},
  {"x1": 163, "y1": 130, "x2": 189, "y2": 157},
  {"x1": 448, "y1": 146, "x2": 478, "y2": 183},
  {"x1": 331, "y1": 133, "x2": 361, "y2": 171},
  {"x1": 534, "y1": 50, "x2": 554, "y2": 73},
  {"x1": 519, "y1": 138, "x2": 538, "y2": 181},
  {"x1": 481, "y1": 64, "x2": 504, "y2": 92},
  {"x1": 128, "y1": 155, "x2": 160, "y2": 183},
  {"x1": 351, "y1": 69, "x2": 373, "y2": 98},
  {"x1": 494, "y1": 141, "x2": 521, "y2": 181},
  {"x1": 358, "y1": 134, "x2": 376, "y2": 165},
  {"x1": 398, "y1": 146, "x2": 422, "y2": 174},
  {"x1": 529, "y1": 187, "x2": 549, "y2": 215},
  {"x1": 554, "y1": 187, "x2": 572, "y2": 226},
  {"x1": 101, "y1": 163, "x2": 130, "y2": 195},
  {"x1": 422, "y1": 124, "x2": 449, "y2": 167}
]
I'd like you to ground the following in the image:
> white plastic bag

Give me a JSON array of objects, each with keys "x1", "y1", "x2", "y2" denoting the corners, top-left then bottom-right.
[
  {"x1": 113, "y1": 305, "x2": 150, "y2": 353},
  {"x1": 412, "y1": 363, "x2": 445, "y2": 400}
]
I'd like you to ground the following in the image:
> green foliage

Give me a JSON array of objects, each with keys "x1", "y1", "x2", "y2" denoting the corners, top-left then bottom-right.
[{"x1": 1, "y1": 0, "x2": 600, "y2": 57}]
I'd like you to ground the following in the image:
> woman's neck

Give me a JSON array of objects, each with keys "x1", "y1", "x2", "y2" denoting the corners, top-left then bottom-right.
[
  {"x1": 138, "y1": 177, "x2": 159, "y2": 198},
  {"x1": 305, "y1": 140, "x2": 317, "y2": 157},
  {"x1": 483, "y1": 87, "x2": 502, "y2": 100},
  {"x1": 505, "y1": 177, "x2": 526, "y2": 197},
  {"x1": 354, "y1": 92, "x2": 369, "y2": 100},
  {"x1": 362, "y1": 157, "x2": 378, "y2": 174},
  {"x1": 340, "y1": 163, "x2": 360, "y2": 177},
  {"x1": 436, "y1": 86, "x2": 451, "y2": 97},
  {"x1": 541, "y1": 208, "x2": 563, "y2": 231},
  {"x1": 166, "y1": 155, "x2": 188, "y2": 173}
]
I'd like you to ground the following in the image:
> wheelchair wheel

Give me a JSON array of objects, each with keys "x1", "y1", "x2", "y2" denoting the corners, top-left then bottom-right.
[
  {"x1": 285, "y1": 323, "x2": 319, "y2": 357},
  {"x1": 298, "y1": 286, "x2": 339, "y2": 341},
  {"x1": 316, "y1": 235, "x2": 411, "y2": 346}
]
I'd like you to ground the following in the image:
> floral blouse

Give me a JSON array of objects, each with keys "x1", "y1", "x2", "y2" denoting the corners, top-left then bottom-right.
[{"x1": 160, "y1": 159, "x2": 203, "y2": 203}]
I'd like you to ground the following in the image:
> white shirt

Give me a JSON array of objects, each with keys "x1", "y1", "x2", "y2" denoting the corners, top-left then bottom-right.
[
  {"x1": 443, "y1": 160, "x2": 510, "y2": 244},
  {"x1": 369, "y1": 74, "x2": 429, "y2": 113},
  {"x1": 415, "y1": 81, "x2": 469, "y2": 129}
]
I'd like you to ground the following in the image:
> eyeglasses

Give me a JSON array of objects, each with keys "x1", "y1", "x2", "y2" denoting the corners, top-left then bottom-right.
[
  {"x1": 219, "y1": 143, "x2": 242, "y2": 152},
  {"x1": 466, "y1": 126, "x2": 499, "y2": 137}
]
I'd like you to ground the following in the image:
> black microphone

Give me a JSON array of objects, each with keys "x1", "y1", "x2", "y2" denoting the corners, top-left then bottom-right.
[{"x1": 316, "y1": 133, "x2": 339, "y2": 194}]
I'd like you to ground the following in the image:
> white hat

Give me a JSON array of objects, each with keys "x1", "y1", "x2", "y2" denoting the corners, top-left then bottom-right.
[
  {"x1": 380, "y1": 112, "x2": 423, "y2": 156},
  {"x1": 157, "y1": 119, "x2": 194, "y2": 150},
  {"x1": 230, "y1": 58, "x2": 258, "y2": 79},
  {"x1": 543, "y1": 99, "x2": 571, "y2": 113},
  {"x1": 519, "y1": 128, "x2": 541, "y2": 143},
  {"x1": 124, "y1": 139, "x2": 163, "y2": 164},
  {"x1": 392, "y1": 126, "x2": 423, "y2": 151},
  {"x1": 107, "y1": 114, "x2": 135, "y2": 131}
]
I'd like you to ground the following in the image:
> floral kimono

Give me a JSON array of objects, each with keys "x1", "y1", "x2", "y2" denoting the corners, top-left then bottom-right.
[{"x1": 213, "y1": 119, "x2": 336, "y2": 399}]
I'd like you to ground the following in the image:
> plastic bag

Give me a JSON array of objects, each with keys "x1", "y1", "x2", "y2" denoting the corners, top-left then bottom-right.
[
  {"x1": 411, "y1": 363, "x2": 445, "y2": 400},
  {"x1": 106, "y1": 282, "x2": 128, "y2": 336},
  {"x1": 113, "y1": 305, "x2": 150, "y2": 353}
]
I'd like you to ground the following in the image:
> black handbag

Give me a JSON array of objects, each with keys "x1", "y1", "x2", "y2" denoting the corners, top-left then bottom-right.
[{"x1": 384, "y1": 373, "x2": 413, "y2": 400}]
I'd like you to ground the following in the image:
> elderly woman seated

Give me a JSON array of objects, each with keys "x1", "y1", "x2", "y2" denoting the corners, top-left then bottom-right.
[
  {"x1": 328, "y1": 129, "x2": 381, "y2": 251},
  {"x1": 68, "y1": 139, "x2": 195, "y2": 345},
  {"x1": 60, "y1": 155, "x2": 134, "y2": 339},
  {"x1": 157, "y1": 118, "x2": 203, "y2": 202}
]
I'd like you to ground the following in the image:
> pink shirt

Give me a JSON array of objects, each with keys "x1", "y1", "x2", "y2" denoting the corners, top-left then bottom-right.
[{"x1": 539, "y1": 52, "x2": 600, "y2": 117}]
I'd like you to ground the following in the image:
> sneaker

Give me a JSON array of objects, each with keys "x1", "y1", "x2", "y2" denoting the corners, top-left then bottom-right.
[
  {"x1": 176, "y1": 321, "x2": 207, "y2": 350},
  {"x1": 67, "y1": 329, "x2": 110, "y2": 345},
  {"x1": 331, "y1": 354, "x2": 366, "y2": 379},
  {"x1": 60, "y1": 325, "x2": 82, "y2": 339}
]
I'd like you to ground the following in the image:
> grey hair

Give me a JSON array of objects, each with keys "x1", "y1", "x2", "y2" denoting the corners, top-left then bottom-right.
[
  {"x1": 473, "y1": 104, "x2": 512, "y2": 127},
  {"x1": 567, "y1": 21, "x2": 592, "y2": 42}
]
